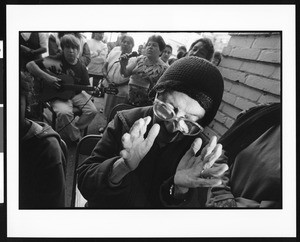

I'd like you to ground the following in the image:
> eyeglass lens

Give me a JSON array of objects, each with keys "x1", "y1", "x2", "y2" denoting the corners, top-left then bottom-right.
[{"x1": 153, "y1": 101, "x2": 203, "y2": 135}]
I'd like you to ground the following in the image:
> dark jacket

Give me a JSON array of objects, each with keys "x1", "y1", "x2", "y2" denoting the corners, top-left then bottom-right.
[
  {"x1": 20, "y1": 120, "x2": 66, "y2": 208},
  {"x1": 77, "y1": 106, "x2": 209, "y2": 208},
  {"x1": 206, "y1": 103, "x2": 281, "y2": 208}
]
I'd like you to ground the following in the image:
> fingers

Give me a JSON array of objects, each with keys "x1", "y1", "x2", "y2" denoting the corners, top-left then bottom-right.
[
  {"x1": 182, "y1": 138, "x2": 203, "y2": 162},
  {"x1": 120, "y1": 149, "x2": 130, "y2": 160},
  {"x1": 176, "y1": 138, "x2": 203, "y2": 171},
  {"x1": 145, "y1": 123, "x2": 160, "y2": 147},
  {"x1": 53, "y1": 81, "x2": 61, "y2": 89},
  {"x1": 121, "y1": 133, "x2": 132, "y2": 149},
  {"x1": 130, "y1": 116, "x2": 151, "y2": 139},
  {"x1": 203, "y1": 143, "x2": 223, "y2": 170},
  {"x1": 204, "y1": 163, "x2": 229, "y2": 178},
  {"x1": 191, "y1": 138, "x2": 203, "y2": 156},
  {"x1": 194, "y1": 178, "x2": 222, "y2": 187},
  {"x1": 200, "y1": 136, "x2": 218, "y2": 161}
]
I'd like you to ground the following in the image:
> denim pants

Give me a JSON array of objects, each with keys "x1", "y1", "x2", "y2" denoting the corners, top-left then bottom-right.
[{"x1": 51, "y1": 91, "x2": 97, "y2": 141}]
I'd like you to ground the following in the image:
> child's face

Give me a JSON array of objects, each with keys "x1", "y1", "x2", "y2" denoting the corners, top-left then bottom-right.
[{"x1": 63, "y1": 46, "x2": 79, "y2": 64}]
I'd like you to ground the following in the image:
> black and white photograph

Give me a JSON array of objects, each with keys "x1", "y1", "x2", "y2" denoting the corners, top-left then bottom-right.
[{"x1": 2, "y1": 3, "x2": 297, "y2": 240}]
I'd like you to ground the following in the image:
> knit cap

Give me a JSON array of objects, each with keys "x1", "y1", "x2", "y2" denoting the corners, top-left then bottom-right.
[{"x1": 151, "y1": 56, "x2": 224, "y2": 127}]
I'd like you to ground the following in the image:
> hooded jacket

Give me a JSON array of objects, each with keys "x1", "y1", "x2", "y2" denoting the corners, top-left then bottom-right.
[{"x1": 20, "y1": 120, "x2": 66, "y2": 208}]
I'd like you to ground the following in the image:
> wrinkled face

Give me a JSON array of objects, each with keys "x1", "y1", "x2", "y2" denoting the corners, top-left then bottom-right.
[
  {"x1": 145, "y1": 40, "x2": 161, "y2": 60},
  {"x1": 121, "y1": 37, "x2": 134, "y2": 54},
  {"x1": 187, "y1": 41, "x2": 209, "y2": 60},
  {"x1": 154, "y1": 91, "x2": 205, "y2": 142},
  {"x1": 63, "y1": 46, "x2": 79, "y2": 64},
  {"x1": 161, "y1": 46, "x2": 172, "y2": 62}
]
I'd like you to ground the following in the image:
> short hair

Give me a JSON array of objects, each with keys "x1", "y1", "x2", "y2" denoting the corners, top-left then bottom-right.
[
  {"x1": 120, "y1": 34, "x2": 135, "y2": 47},
  {"x1": 91, "y1": 32, "x2": 104, "y2": 40},
  {"x1": 146, "y1": 35, "x2": 166, "y2": 51},
  {"x1": 189, "y1": 38, "x2": 214, "y2": 61},
  {"x1": 164, "y1": 44, "x2": 173, "y2": 52},
  {"x1": 213, "y1": 51, "x2": 221, "y2": 58},
  {"x1": 60, "y1": 34, "x2": 81, "y2": 50},
  {"x1": 177, "y1": 46, "x2": 187, "y2": 53},
  {"x1": 168, "y1": 58, "x2": 177, "y2": 65},
  {"x1": 177, "y1": 51, "x2": 187, "y2": 59}
]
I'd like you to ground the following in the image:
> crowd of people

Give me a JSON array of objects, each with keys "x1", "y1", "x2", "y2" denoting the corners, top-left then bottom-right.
[{"x1": 19, "y1": 32, "x2": 281, "y2": 209}]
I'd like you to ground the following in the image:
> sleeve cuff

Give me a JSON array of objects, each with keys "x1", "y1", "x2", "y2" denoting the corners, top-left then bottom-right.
[{"x1": 108, "y1": 158, "x2": 131, "y2": 187}]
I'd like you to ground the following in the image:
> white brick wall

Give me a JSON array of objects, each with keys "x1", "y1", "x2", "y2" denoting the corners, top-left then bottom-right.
[{"x1": 204, "y1": 32, "x2": 281, "y2": 138}]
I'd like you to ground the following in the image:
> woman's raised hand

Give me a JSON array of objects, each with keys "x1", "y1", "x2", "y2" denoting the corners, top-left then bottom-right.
[
  {"x1": 174, "y1": 136, "x2": 228, "y2": 193},
  {"x1": 120, "y1": 116, "x2": 160, "y2": 171}
]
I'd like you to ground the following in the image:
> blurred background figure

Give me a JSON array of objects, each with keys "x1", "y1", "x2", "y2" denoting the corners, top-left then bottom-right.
[
  {"x1": 212, "y1": 51, "x2": 222, "y2": 66},
  {"x1": 20, "y1": 32, "x2": 49, "y2": 71},
  {"x1": 102, "y1": 34, "x2": 136, "y2": 120},
  {"x1": 87, "y1": 32, "x2": 108, "y2": 87},
  {"x1": 176, "y1": 45, "x2": 187, "y2": 59},
  {"x1": 187, "y1": 38, "x2": 214, "y2": 61},
  {"x1": 48, "y1": 32, "x2": 91, "y2": 67},
  {"x1": 120, "y1": 34, "x2": 168, "y2": 107},
  {"x1": 160, "y1": 44, "x2": 173, "y2": 65},
  {"x1": 137, "y1": 44, "x2": 144, "y2": 56},
  {"x1": 107, "y1": 32, "x2": 127, "y2": 54}
]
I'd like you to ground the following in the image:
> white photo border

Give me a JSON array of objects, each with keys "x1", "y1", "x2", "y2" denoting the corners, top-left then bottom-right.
[{"x1": 6, "y1": 4, "x2": 296, "y2": 238}]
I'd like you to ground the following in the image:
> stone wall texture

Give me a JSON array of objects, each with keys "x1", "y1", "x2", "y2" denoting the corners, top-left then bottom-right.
[{"x1": 204, "y1": 32, "x2": 281, "y2": 139}]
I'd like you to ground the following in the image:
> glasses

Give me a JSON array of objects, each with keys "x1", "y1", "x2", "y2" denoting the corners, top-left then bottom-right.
[{"x1": 153, "y1": 99, "x2": 204, "y2": 136}]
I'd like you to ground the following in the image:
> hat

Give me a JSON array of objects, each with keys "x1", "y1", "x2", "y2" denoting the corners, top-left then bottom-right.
[{"x1": 151, "y1": 56, "x2": 224, "y2": 126}]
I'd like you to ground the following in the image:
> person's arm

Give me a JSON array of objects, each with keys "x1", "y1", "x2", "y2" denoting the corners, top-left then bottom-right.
[
  {"x1": 77, "y1": 116, "x2": 128, "y2": 204},
  {"x1": 77, "y1": 115, "x2": 160, "y2": 207},
  {"x1": 26, "y1": 60, "x2": 61, "y2": 89},
  {"x1": 114, "y1": 57, "x2": 137, "y2": 86},
  {"x1": 119, "y1": 54, "x2": 137, "y2": 77},
  {"x1": 20, "y1": 45, "x2": 46, "y2": 59},
  {"x1": 38, "y1": 33, "x2": 49, "y2": 57}
]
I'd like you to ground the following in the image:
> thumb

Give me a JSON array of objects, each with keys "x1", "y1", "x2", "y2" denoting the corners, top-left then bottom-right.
[{"x1": 145, "y1": 123, "x2": 160, "y2": 147}]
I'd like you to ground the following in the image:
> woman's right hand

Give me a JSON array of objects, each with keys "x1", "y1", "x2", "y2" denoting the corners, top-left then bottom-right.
[{"x1": 120, "y1": 116, "x2": 160, "y2": 171}]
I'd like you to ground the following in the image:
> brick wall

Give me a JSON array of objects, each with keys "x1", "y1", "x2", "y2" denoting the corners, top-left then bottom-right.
[{"x1": 204, "y1": 32, "x2": 281, "y2": 139}]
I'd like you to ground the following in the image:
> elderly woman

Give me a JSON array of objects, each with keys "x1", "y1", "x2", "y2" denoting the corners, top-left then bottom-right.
[
  {"x1": 119, "y1": 34, "x2": 168, "y2": 107},
  {"x1": 102, "y1": 34, "x2": 135, "y2": 119},
  {"x1": 187, "y1": 37, "x2": 215, "y2": 61},
  {"x1": 77, "y1": 56, "x2": 228, "y2": 208}
]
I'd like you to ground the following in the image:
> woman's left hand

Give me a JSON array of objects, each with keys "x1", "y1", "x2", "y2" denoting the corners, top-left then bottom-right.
[{"x1": 174, "y1": 136, "x2": 228, "y2": 194}]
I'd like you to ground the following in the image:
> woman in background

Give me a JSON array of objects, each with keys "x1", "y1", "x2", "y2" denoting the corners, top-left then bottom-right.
[
  {"x1": 102, "y1": 34, "x2": 135, "y2": 120},
  {"x1": 187, "y1": 38, "x2": 214, "y2": 61},
  {"x1": 120, "y1": 35, "x2": 168, "y2": 107}
]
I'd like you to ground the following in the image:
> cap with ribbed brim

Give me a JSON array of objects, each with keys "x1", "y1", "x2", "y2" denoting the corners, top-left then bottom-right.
[{"x1": 150, "y1": 56, "x2": 224, "y2": 127}]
